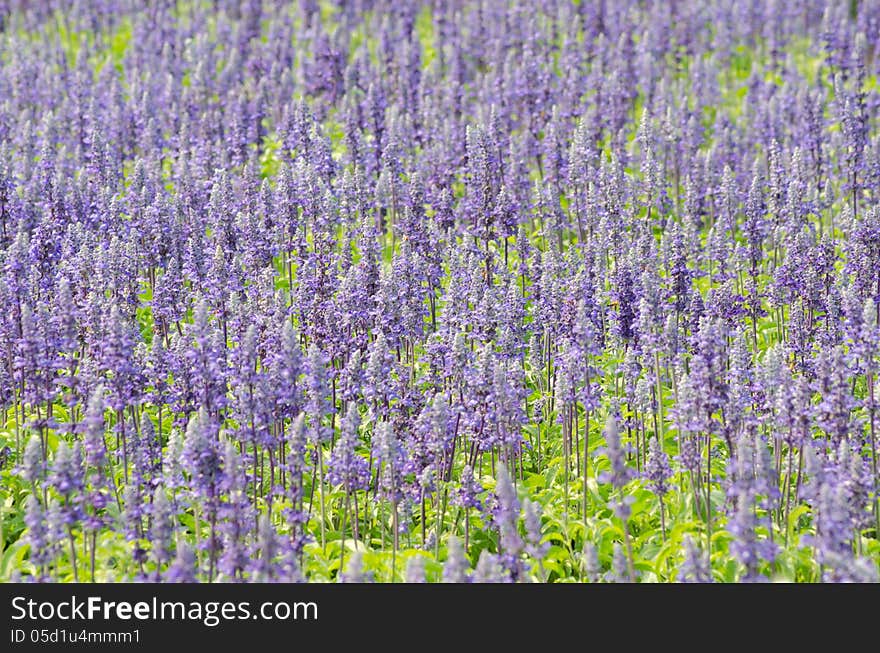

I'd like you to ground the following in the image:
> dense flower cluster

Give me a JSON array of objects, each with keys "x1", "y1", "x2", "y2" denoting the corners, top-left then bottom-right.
[{"x1": 0, "y1": 1, "x2": 879, "y2": 583}]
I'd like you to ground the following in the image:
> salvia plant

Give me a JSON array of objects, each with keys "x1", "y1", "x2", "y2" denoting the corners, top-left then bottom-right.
[{"x1": 0, "y1": 0, "x2": 878, "y2": 584}]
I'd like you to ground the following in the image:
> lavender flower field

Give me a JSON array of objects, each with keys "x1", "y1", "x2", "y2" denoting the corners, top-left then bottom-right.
[{"x1": 0, "y1": 1, "x2": 878, "y2": 584}]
